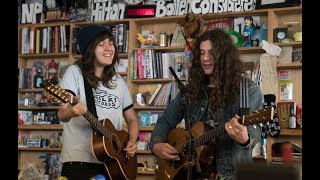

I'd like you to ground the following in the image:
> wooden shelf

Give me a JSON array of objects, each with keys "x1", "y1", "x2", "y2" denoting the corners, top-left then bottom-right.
[
  {"x1": 271, "y1": 156, "x2": 302, "y2": 162},
  {"x1": 18, "y1": 106, "x2": 60, "y2": 110},
  {"x1": 238, "y1": 46, "x2": 265, "y2": 54},
  {"x1": 18, "y1": 88, "x2": 44, "y2": 93},
  {"x1": 140, "y1": 126, "x2": 154, "y2": 131},
  {"x1": 272, "y1": 6, "x2": 302, "y2": 14},
  {"x1": 131, "y1": 78, "x2": 186, "y2": 84},
  {"x1": 137, "y1": 170, "x2": 155, "y2": 175},
  {"x1": 134, "y1": 105, "x2": 166, "y2": 110},
  {"x1": 18, "y1": 21, "x2": 70, "y2": 28},
  {"x1": 277, "y1": 63, "x2": 302, "y2": 69},
  {"x1": 274, "y1": 41, "x2": 302, "y2": 48},
  {"x1": 18, "y1": 52, "x2": 69, "y2": 59},
  {"x1": 18, "y1": 124, "x2": 63, "y2": 130},
  {"x1": 133, "y1": 46, "x2": 184, "y2": 51},
  {"x1": 280, "y1": 128, "x2": 302, "y2": 136},
  {"x1": 18, "y1": 147, "x2": 62, "y2": 151}
]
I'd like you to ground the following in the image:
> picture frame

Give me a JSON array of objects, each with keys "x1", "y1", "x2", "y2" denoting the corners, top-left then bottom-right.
[{"x1": 255, "y1": 0, "x2": 301, "y2": 9}]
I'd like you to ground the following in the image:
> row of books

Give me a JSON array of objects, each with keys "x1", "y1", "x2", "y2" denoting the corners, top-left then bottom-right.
[
  {"x1": 130, "y1": 50, "x2": 187, "y2": 80},
  {"x1": 147, "y1": 82, "x2": 180, "y2": 107},
  {"x1": 21, "y1": 25, "x2": 69, "y2": 54}
]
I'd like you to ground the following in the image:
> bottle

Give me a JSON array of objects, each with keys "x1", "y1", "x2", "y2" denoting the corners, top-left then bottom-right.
[
  {"x1": 33, "y1": 68, "x2": 43, "y2": 88},
  {"x1": 288, "y1": 105, "x2": 296, "y2": 128}
]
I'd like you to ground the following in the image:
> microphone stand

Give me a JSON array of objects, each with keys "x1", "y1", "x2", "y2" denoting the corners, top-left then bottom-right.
[{"x1": 169, "y1": 66, "x2": 200, "y2": 180}]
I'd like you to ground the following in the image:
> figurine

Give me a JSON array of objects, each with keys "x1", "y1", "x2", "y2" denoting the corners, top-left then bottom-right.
[
  {"x1": 242, "y1": 16, "x2": 254, "y2": 47},
  {"x1": 137, "y1": 33, "x2": 147, "y2": 45}
]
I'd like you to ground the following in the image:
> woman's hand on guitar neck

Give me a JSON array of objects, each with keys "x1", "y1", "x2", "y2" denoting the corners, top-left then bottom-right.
[
  {"x1": 225, "y1": 115, "x2": 249, "y2": 145},
  {"x1": 58, "y1": 96, "x2": 87, "y2": 122},
  {"x1": 152, "y1": 143, "x2": 180, "y2": 161}
]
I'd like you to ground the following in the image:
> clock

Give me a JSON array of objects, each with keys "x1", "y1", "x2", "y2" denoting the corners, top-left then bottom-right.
[
  {"x1": 122, "y1": 0, "x2": 145, "y2": 5},
  {"x1": 274, "y1": 28, "x2": 288, "y2": 42},
  {"x1": 277, "y1": 32, "x2": 286, "y2": 41}
]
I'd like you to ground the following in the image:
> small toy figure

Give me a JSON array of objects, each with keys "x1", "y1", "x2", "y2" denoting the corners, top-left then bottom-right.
[
  {"x1": 242, "y1": 16, "x2": 254, "y2": 47},
  {"x1": 137, "y1": 33, "x2": 147, "y2": 44}
]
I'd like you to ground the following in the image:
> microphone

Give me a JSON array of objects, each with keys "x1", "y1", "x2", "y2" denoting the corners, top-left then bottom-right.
[{"x1": 169, "y1": 66, "x2": 187, "y2": 93}]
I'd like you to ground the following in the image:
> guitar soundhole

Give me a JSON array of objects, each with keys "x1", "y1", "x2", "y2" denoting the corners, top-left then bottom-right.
[{"x1": 112, "y1": 138, "x2": 119, "y2": 152}]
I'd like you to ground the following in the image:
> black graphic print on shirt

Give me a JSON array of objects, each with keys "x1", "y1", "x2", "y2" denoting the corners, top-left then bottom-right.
[{"x1": 94, "y1": 89, "x2": 120, "y2": 109}]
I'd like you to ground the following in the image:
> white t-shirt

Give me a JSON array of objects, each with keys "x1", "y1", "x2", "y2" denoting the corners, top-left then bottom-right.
[{"x1": 59, "y1": 65, "x2": 133, "y2": 164}]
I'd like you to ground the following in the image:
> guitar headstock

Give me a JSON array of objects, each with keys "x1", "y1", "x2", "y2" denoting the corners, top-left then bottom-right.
[
  {"x1": 238, "y1": 107, "x2": 274, "y2": 125},
  {"x1": 42, "y1": 79, "x2": 73, "y2": 105}
]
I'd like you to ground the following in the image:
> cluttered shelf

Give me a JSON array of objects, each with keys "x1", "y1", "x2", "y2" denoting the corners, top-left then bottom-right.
[
  {"x1": 18, "y1": 147, "x2": 62, "y2": 152},
  {"x1": 280, "y1": 128, "x2": 302, "y2": 136},
  {"x1": 18, "y1": 124, "x2": 63, "y2": 130},
  {"x1": 18, "y1": 105, "x2": 60, "y2": 110}
]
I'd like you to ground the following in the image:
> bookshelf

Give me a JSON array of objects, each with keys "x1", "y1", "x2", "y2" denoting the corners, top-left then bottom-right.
[{"x1": 18, "y1": 5, "x2": 302, "y2": 179}]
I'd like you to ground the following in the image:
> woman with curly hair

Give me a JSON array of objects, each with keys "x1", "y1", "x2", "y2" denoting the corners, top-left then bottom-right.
[{"x1": 150, "y1": 28, "x2": 263, "y2": 179}]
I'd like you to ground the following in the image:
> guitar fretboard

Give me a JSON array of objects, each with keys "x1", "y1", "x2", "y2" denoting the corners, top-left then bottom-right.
[{"x1": 84, "y1": 111, "x2": 111, "y2": 139}]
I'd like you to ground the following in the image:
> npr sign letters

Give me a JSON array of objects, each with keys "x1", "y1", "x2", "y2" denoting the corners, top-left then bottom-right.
[{"x1": 156, "y1": 0, "x2": 256, "y2": 17}]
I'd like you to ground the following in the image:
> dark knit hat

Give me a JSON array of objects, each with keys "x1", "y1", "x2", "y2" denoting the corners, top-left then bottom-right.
[{"x1": 77, "y1": 25, "x2": 111, "y2": 54}]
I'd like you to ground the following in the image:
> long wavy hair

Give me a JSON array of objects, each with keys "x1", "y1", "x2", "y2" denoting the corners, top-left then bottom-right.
[
  {"x1": 74, "y1": 30, "x2": 119, "y2": 89},
  {"x1": 187, "y1": 29, "x2": 244, "y2": 111}
]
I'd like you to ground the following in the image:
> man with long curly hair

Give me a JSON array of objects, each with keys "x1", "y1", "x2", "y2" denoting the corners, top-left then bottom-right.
[{"x1": 150, "y1": 28, "x2": 263, "y2": 180}]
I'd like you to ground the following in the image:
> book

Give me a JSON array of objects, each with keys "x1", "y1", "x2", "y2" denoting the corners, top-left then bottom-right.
[
  {"x1": 206, "y1": 18, "x2": 234, "y2": 31},
  {"x1": 148, "y1": 84, "x2": 163, "y2": 105}
]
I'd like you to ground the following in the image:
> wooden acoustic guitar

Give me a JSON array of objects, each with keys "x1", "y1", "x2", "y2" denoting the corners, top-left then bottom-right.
[
  {"x1": 43, "y1": 79, "x2": 137, "y2": 180},
  {"x1": 155, "y1": 107, "x2": 274, "y2": 180}
]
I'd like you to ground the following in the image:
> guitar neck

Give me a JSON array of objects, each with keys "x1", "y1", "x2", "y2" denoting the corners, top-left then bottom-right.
[
  {"x1": 83, "y1": 109, "x2": 111, "y2": 139},
  {"x1": 189, "y1": 107, "x2": 273, "y2": 149},
  {"x1": 191, "y1": 125, "x2": 225, "y2": 148}
]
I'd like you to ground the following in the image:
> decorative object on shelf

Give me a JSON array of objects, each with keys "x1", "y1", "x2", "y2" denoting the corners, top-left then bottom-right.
[
  {"x1": 292, "y1": 50, "x2": 302, "y2": 63},
  {"x1": 255, "y1": 0, "x2": 301, "y2": 9},
  {"x1": 20, "y1": 0, "x2": 44, "y2": 24},
  {"x1": 90, "y1": 0, "x2": 125, "y2": 21},
  {"x1": 34, "y1": 68, "x2": 44, "y2": 88},
  {"x1": 155, "y1": 0, "x2": 255, "y2": 17},
  {"x1": 288, "y1": 105, "x2": 296, "y2": 129},
  {"x1": 293, "y1": 32, "x2": 302, "y2": 42},
  {"x1": 126, "y1": 4, "x2": 156, "y2": 18},
  {"x1": 47, "y1": 59, "x2": 58, "y2": 80},
  {"x1": 242, "y1": 16, "x2": 254, "y2": 47},
  {"x1": 170, "y1": 25, "x2": 186, "y2": 47},
  {"x1": 274, "y1": 28, "x2": 288, "y2": 42},
  {"x1": 137, "y1": 29, "x2": 159, "y2": 47},
  {"x1": 226, "y1": 29, "x2": 243, "y2": 48},
  {"x1": 178, "y1": 13, "x2": 206, "y2": 51}
]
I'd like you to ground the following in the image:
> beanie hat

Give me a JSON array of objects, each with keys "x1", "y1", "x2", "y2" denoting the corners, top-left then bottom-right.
[{"x1": 77, "y1": 25, "x2": 111, "y2": 54}]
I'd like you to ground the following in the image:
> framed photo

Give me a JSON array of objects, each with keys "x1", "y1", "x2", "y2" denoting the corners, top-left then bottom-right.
[{"x1": 255, "y1": 0, "x2": 301, "y2": 9}]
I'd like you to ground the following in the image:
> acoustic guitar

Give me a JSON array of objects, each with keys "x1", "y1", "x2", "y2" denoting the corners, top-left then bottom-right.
[
  {"x1": 155, "y1": 107, "x2": 274, "y2": 180},
  {"x1": 43, "y1": 79, "x2": 137, "y2": 180}
]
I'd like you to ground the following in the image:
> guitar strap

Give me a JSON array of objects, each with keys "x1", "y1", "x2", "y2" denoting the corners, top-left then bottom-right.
[{"x1": 83, "y1": 77, "x2": 98, "y2": 119}]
